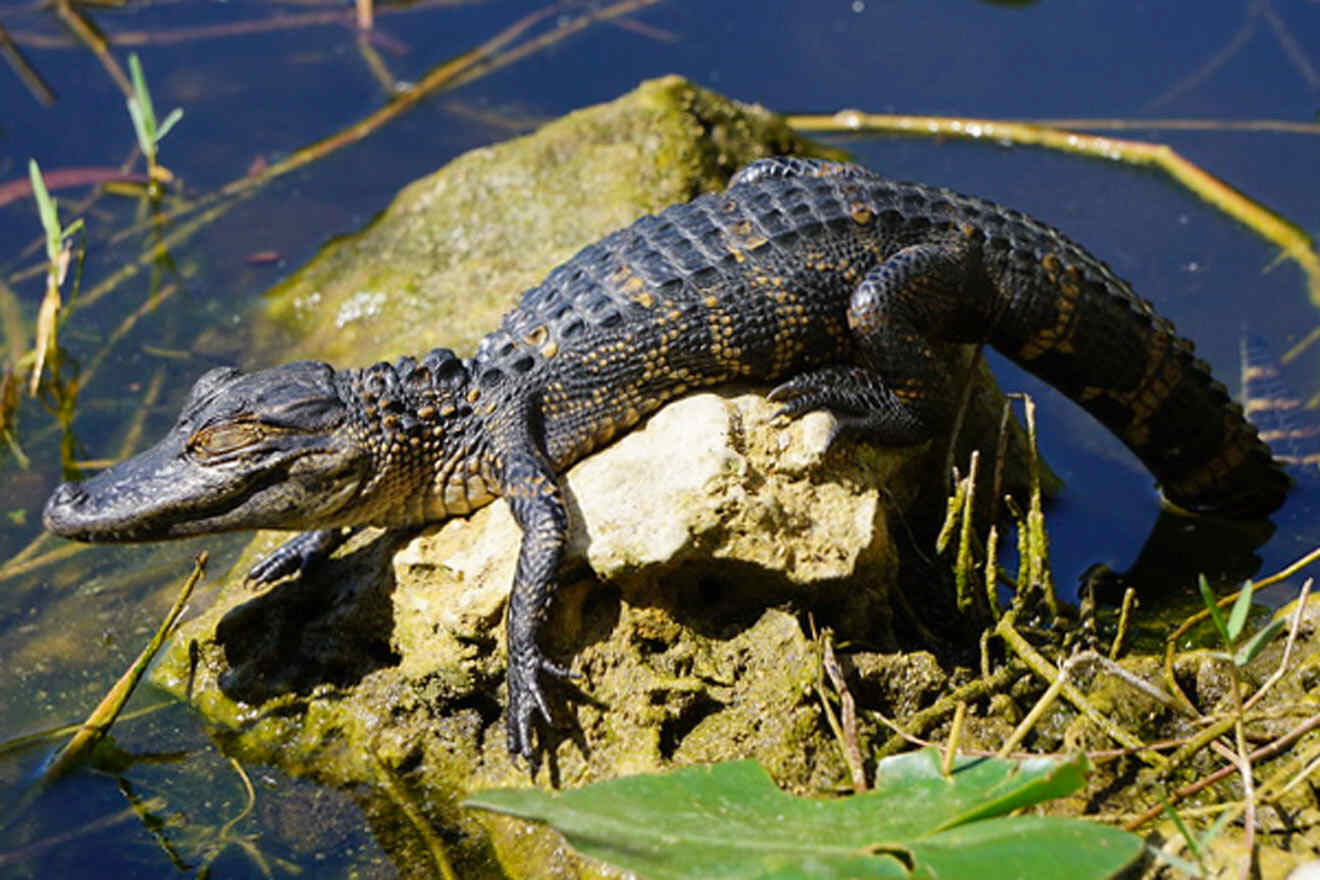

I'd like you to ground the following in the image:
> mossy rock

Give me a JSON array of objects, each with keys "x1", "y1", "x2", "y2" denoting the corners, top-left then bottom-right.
[{"x1": 244, "y1": 74, "x2": 837, "y2": 367}]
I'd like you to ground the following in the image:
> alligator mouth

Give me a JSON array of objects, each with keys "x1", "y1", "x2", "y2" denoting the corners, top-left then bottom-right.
[
  {"x1": 44, "y1": 476, "x2": 260, "y2": 541},
  {"x1": 42, "y1": 452, "x2": 291, "y2": 542},
  {"x1": 43, "y1": 481, "x2": 145, "y2": 541}
]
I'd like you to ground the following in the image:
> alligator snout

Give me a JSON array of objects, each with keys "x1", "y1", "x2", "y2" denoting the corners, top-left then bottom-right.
[{"x1": 43, "y1": 481, "x2": 92, "y2": 537}]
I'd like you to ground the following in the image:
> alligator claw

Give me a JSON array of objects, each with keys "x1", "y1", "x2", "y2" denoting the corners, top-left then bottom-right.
[
  {"x1": 766, "y1": 375, "x2": 810, "y2": 403},
  {"x1": 247, "y1": 528, "x2": 350, "y2": 584},
  {"x1": 505, "y1": 646, "x2": 576, "y2": 762},
  {"x1": 768, "y1": 373, "x2": 854, "y2": 423},
  {"x1": 767, "y1": 375, "x2": 823, "y2": 421}
]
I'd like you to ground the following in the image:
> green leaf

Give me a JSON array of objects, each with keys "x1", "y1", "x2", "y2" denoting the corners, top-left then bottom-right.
[
  {"x1": 908, "y1": 816, "x2": 1141, "y2": 880},
  {"x1": 27, "y1": 159, "x2": 61, "y2": 261},
  {"x1": 1235, "y1": 617, "x2": 1286, "y2": 667},
  {"x1": 128, "y1": 53, "x2": 157, "y2": 136},
  {"x1": 466, "y1": 751, "x2": 1141, "y2": 880},
  {"x1": 1159, "y1": 793, "x2": 1204, "y2": 862},
  {"x1": 156, "y1": 107, "x2": 183, "y2": 144},
  {"x1": 127, "y1": 94, "x2": 152, "y2": 160},
  {"x1": 1226, "y1": 580, "x2": 1254, "y2": 642},
  {"x1": 1198, "y1": 574, "x2": 1231, "y2": 647}
]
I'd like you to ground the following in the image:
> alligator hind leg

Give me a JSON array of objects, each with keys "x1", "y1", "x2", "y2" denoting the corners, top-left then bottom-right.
[
  {"x1": 768, "y1": 364, "x2": 935, "y2": 444},
  {"x1": 769, "y1": 242, "x2": 982, "y2": 444}
]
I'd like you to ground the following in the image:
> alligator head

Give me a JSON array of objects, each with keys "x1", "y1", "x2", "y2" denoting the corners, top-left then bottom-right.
[
  {"x1": 44, "y1": 361, "x2": 375, "y2": 541},
  {"x1": 44, "y1": 347, "x2": 489, "y2": 543}
]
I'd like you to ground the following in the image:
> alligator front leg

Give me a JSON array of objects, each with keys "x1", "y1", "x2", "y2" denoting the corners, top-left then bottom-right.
[
  {"x1": 247, "y1": 528, "x2": 355, "y2": 584},
  {"x1": 500, "y1": 448, "x2": 576, "y2": 762}
]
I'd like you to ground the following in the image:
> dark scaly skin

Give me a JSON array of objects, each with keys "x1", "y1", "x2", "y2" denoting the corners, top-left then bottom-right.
[{"x1": 43, "y1": 158, "x2": 1289, "y2": 763}]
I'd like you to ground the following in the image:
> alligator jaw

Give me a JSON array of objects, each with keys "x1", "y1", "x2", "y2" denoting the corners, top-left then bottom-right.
[
  {"x1": 45, "y1": 440, "x2": 351, "y2": 545},
  {"x1": 45, "y1": 432, "x2": 261, "y2": 541}
]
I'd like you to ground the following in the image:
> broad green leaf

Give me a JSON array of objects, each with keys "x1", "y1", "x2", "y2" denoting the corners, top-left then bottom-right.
[
  {"x1": 908, "y1": 815, "x2": 1144, "y2": 880},
  {"x1": 466, "y1": 751, "x2": 1141, "y2": 880},
  {"x1": 819, "y1": 749, "x2": 1090, "y2": 839},
  {"x1": 1226, "y1": 580, "x2": 1254, "y2": 642}
]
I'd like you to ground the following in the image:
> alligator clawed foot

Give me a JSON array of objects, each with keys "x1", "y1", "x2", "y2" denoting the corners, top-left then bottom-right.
[
  {"x1": 247, "y1": 528, "x2": 352, "y2": 584},
  {"x1": 505, "y1": 645, "x2": 578, "y2": 767}
]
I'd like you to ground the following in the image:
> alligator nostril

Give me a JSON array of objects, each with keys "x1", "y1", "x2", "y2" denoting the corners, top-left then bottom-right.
[
  {"x1": 51, "y1": 483, "x2": 85, "y2": 505},
  {"x1": 43, "y1": 483, "x2": 88, "y2": 533}
]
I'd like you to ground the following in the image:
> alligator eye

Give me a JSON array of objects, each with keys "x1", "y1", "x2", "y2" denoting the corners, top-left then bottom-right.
[{"x1": 189, "y1": 423, "x2": 263, "y2": 458}]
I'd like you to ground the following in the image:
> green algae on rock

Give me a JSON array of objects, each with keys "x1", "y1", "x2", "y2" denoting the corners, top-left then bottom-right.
[{"x1": 247, "y1": 75, "x2": 833, "y2": 368}]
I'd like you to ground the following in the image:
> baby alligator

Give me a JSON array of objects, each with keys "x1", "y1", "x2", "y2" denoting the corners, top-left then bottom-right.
[{"x1": 44, "y1": 157, "x2": 1289, "y2": 762}]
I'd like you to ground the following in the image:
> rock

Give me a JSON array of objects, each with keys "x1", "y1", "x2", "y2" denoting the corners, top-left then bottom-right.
[
  {"x1": 393, "y1": 392, "x2": 909, "y2": 659},
  {"x1": 383, "y1": 389, "x2": 926, "y2": 781}
]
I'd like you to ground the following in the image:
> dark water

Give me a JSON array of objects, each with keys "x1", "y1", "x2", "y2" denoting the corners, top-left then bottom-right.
[{"x1": 1, "y1": 0, "x2": 1317, "y2": 875}]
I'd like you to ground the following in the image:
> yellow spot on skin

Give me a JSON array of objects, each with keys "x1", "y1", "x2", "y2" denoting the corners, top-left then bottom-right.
[
  {"x1": 417, "y1": 405, "x2": 436, "y2": 420},
  {"x1": 1040, "y1": 253, "x2": 1063, "y2": 278},
  {"x1": 1079, "y1": 333, "x2": 1183, "y2": 450},
  {"x1": 442, "y1": 482, "x2": 470, "y2": 514},
  {"x1": 850, "y1": 203, "x2": 874, "y2": 225},
  {"x1": 541, "y1": 340, "x2": 559, "y2": 359},
  {"x1": 1018, "y1": 263, "x2": 1081, "y2": 359},
  {"x1": 465, "y1": 474, "x2": 492, "y2": 507},
  {"x1": 1165, "y1": 412, "x2": 1255, "y2": 498},
  {"x1": 524, "y1": 326, "x2": 549, "y2": 347},
  {"x1": 704, "y1": 295, "x2": 718, "y2": 308},
  {"x1": 466, "y1": 387, "x2": 481, "y2": 403},
  {"x1": 634, "y1": 290, "x2": 655, "y2": 308}
]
